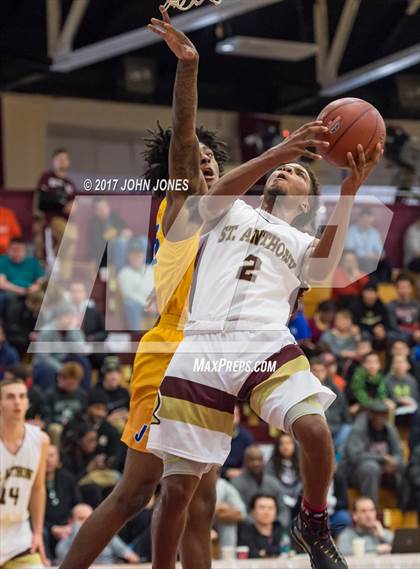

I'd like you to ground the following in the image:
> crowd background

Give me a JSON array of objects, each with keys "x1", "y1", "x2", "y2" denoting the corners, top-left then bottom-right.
[{"x1": 0, "y1": 144, "x2": 420, "y2": 563}]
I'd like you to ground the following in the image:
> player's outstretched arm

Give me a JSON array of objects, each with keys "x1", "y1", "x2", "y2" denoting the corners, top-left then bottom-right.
[
  {"x1": 149, "y1": 7, "x2": 206, "y2": 230},
  {"x1": 29, "y1": 431, "x2": 50, "y2": 566},
  {"x1": 302, "y1": 142, "x2": 384, "y2": 285},
  {"x1": 198, "y1": 121, "x2": 329, "y2": 221}
]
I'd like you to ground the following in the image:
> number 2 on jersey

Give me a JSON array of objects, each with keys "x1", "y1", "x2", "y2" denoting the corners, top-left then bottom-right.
[{"x1": 237, "y1": 254, "x2": 262, "y2": 282}]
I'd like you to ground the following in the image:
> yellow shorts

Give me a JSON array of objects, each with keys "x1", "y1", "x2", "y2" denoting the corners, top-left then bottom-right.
[
  {"x1": 121, "y1": 316, "x2": 184, "y2": 453},
  {"x1": 1, "y1": 553, "x2": 42, "y2": 568}
]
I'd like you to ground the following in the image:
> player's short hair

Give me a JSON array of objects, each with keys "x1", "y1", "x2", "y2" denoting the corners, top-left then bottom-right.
[
  {"x1": 292, "y1": 162, "x2": 320, "y2": 231},
  {"x1": 0, "y1": 377, "x2": 27, "y2": 398},
  {"x1": 59, "y1": 362, "x2": 84, "y2": 381},
  {"x1": 250, "y1": 493, "x2": 279, "y2": 512},
  {"x1": 143, "y1": 122, "x2": 229, "y2": 188}
]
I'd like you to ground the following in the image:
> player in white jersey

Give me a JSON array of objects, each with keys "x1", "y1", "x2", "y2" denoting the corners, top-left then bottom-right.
[
  {"x1": 148, "y1": 121, "x2": 383, "y2": 569},
  {"x1": 0, "y1": 378, "x2": 49, "y2": 568}
]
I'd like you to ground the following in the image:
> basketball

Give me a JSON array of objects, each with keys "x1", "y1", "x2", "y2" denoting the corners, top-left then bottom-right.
[{"x1": 316, "y1": 98, "x2": 386, "y2": 167}]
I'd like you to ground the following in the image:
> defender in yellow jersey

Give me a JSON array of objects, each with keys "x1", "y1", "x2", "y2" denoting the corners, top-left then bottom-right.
[{"x1": 59, "y1": 7, "x2": 228, "y2": 569}]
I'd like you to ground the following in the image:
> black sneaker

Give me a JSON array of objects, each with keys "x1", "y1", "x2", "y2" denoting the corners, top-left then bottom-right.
[{"x1": 290, "y1": 511, "x2": 348, "y2": 569}]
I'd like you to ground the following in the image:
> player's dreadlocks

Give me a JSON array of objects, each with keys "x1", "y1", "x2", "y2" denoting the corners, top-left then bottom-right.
[{"x1": 143, "y1": 122, "x2": 229, "y2": 188}]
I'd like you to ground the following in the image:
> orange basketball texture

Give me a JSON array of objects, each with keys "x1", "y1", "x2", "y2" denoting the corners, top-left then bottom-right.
[{"x1": 316, "y1": 98, "x2": 386, "y2": 168}]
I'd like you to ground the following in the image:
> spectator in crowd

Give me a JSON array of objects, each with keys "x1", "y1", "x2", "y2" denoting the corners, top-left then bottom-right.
[
  {"x1": 385, "y1": 354, "x2": 419, "y2": 409},
  {"x1": 345, "y1": 207, "x2": 391, "y2": 282},
  {"x1": 36, "y1": 148, "x2": 76, "y2": 219},
  {"x1": 96, "y1": 356, "x2": 129, "y2": 432},
  {"x1": 321, "y1": 352, "x2": 346, "y2": 392},
  {"x1": 45, "y1": 362, "x2": 87, "y2": 444},
  {"x1": 312, "y1": 359, "x2": 352, "y2": 460},
  {"x1": 68, "y1": 281, "x2": 107, "y2": 344},
  {"x1": 352, "y1": 282, "x2": 391, "y2": 350},
  {"x1": 238, "y1": 495, "x2": 282, "y2": 559},
  {"x1": 0, "y1": 205, "x2": 22, "y2": 255},
  {"x1": 0, "y1": 322, "x2": 19, "y2": 379},
  {"x1": 55, "y1": 503, "x2": 139, "y2": 565},
  {"x1": 231, "y1": 445, "x2": 289, "y2": 529},
  {"x1": 402, "y1": 409, "x2": 420, "y2": 524},
  {"x1": 214, "y1": 469, "x2": 247, "y2": 548},
  {"x1": 32, "y1": 302, "x2": 90, "y2": 389},
  {"x1": 332, "y1": 250, "x2": 369, "y2": 308},
  {"x1": 308, "y1": 300, "x2": 336, "y2": 344},
  {"x1": 88, "y1": 198, "x2": 133, "y2": 271},
  {"x1": 388, "y1": 339, "x2": 420, "y2": 381},
  {"x1": 265, "y1": 433, "x2": 302, "y2": 518},
  {"x1": 65, "y1": 389, "x2": 123, "y2": 472},
  {"x1": 3, "y1": 363, "x2": 48, "y2": 426},
  {"x1": 337, "y1": 496, "x2": 394, "y2": 555},
  {"x1": 320, "y1": 309, "x2": 360, "y2": 364},
  {"x1": 222, "y1": 404, "x2": 254, "y2": 479},
  {"x1": 341, "y1": 338, "x2": 373, "y2": 383},
  {"x1": 3, "y1": 290, "x2": 43, "y2": 356},
  {"x1": 44, "y1": 445, "x2": 82, "y2": 558},
  {"x1": 117, "y1": 237, "x2": 154, "y2": 331},
  {"x1": 387, "y1": 274, "x2": 420, "y2": 344},
  {"x1": 344, "y1": 401, "x2": 404, "y2": 506},
  {"x1": 404, "y1": 218, "x2": 420, "y2": 270},
  {"x1": 350, "y1": 352, "x2": 394, "y2": 413},
  {"x1": 0, "y1": 238, "x2": 44, "y2": 313}
]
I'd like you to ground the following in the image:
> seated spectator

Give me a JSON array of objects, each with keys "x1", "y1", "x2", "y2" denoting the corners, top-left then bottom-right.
[
  {"x1": 238, "y1": 495, "x2": 281, "y2": 559},
  {"x1": 332, "y1": 250, "x2": 369, "y2": 308},
  {"x1": 0, "y1": 205, "x2": 22, "y2": 255},
  {"x1": 387, "y1": 339, "x2": 420, "y2": 382},
  {"x1": 117, "y1": 237, "x2": 154, "y2": 331},
  {"x1": 352, "y1": 282, "x2": 391, "y2": 350},
  {"x1": 45, "y1": 362, "x2": 87, "y2": 444},
  {"x1": 403, "y1": 218, "x2": 420, "y2": 271},
  {"x1": 308, "y1": 300, "x2": 336, "y2": 344},
  {"x1": 341, "y1": 338, "x2": 373, "y2": 383},
  {"x1": 320, "y1": 309, "x2": 360, "y2": 364},
  {"x1": 0, "y1": 238, "x2": 44, "y2": 313},
  {"x1": 312, "y1": 358, "x2": 352, "y2": 460},
  {"x1": 321, "y1": 352, "x2": 346, "y2": 392},
  {"x1": 350, "y1": 352, "x2": 394, "y2": 413},
  {"x1": 387, "y1": 274, "x2": 420, "y2": 344},
  {"x1": 44, "y1": 445, "x2": 81, "y2": 558},
  {"x1": 402, "y1": 410, "x2": 420, "y2": 524},
  {"x1": 222, "y1": 404, "x2": 254, "y2": 480},
  {"x1": 36, "y1": 148, "x2": 76, "y2": 218},
  {"x1": 32, "y1": 302, "x2": 90, "y2": 390},
  {"x1": 265, "y1": 433, "x2": 302, "y2": 517},
  {"x1": 68, "y1": 281, "x2": 107, "y2": 344},
  {"x1": 55, "y1": 503, "x2": 139, "y2": 565},
  {"x1": 231, "y1": 445, "x2": 289, "y2": 529},
  {"x1": 96, "y1": 356, "x2": 130, "y2": 432},
  {"x1": 3, "y1": 363, "x2": 48, "y2": 426},
  {"x1": 385, "y1": 354, "x2": 419, "y2": 409},
  {"x1": 3, "y1": 290, "x2": 43, "y2": 357},
  {"x1": 88, "y1": 197, "x2": 133, "y2": 271},
  {"x1": 344, "y1": 402, "x2": 404, "y2": 506},
  {"x1": 0, "y1": 322, "x2": 19, "y2": 379},
  {"x1": 345, "y1": 207, "x2": 391, "y2": 282},
  {"x1": 65, "y1": 389, "x2": 123, "y2": 472},
  {"x1": 337, "y1": 496, "x2": 393, "y2": 555},
  {"x1": 214, "y1": 469, "x2": 247, "y2": 548}
]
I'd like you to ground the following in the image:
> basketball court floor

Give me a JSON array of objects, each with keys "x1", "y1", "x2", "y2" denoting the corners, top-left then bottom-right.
[{"x1": 48, "y1": 553, "x2": 420, "y2": 569}]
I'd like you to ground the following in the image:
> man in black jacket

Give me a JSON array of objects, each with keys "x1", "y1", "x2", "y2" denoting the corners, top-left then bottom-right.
[{"x1": 352, "y1": 283, "x2": 391, "y2": 350}]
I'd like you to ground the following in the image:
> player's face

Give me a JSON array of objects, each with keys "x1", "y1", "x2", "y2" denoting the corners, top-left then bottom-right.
[
  {"x1": 199, "y1": 143, "x2": 220, "y2": 189},
  {"x1": 264, "y1": 163, "x2": 311, "y2": 213},
  {"x1": 0, "y1": 384, "x2": 29, "y2": 421}
]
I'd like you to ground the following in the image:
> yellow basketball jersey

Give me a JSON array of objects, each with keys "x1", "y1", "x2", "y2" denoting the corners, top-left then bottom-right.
[{"x1": 154, "y1": 198, "x2": 200, "y2": 327}]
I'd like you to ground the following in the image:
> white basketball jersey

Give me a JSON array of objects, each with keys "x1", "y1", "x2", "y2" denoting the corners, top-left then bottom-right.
[
  {"x1": 0, "y1": 423, "x2": 43, "y2": 564},
  {"x1": 187, "y1": 199, "x2": 314, "y2": 333}
]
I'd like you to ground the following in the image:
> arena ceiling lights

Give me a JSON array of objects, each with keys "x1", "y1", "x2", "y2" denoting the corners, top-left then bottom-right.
[
  {"x1": 50, "y1": 0, "x2": 280, "y2": 72},
  {"x1": 216, "y1": 37, "x2": 318, "y2": 62}
]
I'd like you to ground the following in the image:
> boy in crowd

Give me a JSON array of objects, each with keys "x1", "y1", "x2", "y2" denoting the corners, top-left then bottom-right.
[
  {"x1": 320, "y1": 310, "x2": 360, "y2": 363},
  {"x1": 385, "y1": 354, "x2": 418, "y2": 408},
  {"x1": 350, "y1": 352, "x2": 395, "y2": 413},
  {"x1": 238, "y1": 495, "x2": 282, "y2": 559},
  {"x1": 387, "y1": 274, "x2": 420, "y2": 343}
]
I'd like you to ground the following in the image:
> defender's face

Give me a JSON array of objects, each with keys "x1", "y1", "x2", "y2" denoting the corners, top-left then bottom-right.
[
  {"x1": 264, "y1": 163, "x2": 311, "y2": 207},
  {"x1": 0, "y1": 384, "x2": 29, "y2": 421},
  {"x1": 199, "y1": 143, "x2": 220, "y2": 189}
]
